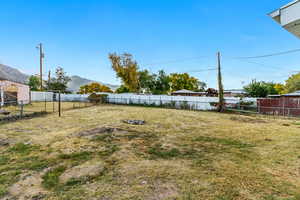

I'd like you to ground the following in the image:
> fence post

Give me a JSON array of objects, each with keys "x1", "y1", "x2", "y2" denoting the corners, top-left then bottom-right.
[
  {"x1": 20, "y1": 101, "x2": 24, "y2": 118},
  {"x1": 58, "y1": 91, "x2": 61, "y2": 117}
]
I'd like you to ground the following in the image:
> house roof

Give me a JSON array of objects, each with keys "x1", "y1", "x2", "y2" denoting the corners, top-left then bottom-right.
[
  {"x1": 282, "y1": 90, "x2": 300, "y2": 96},
  {"x1": 172, "y1": 89, "x2": 196, "y2": 94},
  {"x1": 224, "y1": 89, "x2": 246, "y2": 94}
]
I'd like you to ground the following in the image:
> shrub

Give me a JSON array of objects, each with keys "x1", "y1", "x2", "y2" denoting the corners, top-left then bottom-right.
[{"x1": 88, "y1": 93, "x2": 108, "y2": 104}]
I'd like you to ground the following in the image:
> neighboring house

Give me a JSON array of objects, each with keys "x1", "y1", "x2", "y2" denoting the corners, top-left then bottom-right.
[
  {"x1": 224, "y1": 89, "x2": 247, "y2": 97},
  {"x1": 269, "y1": 0, "x2": 300, "y2": 38},
  {"x1": 171, "y1": 89, "x2": 246, "y2": 97},
  {"x1": 258, "y1": 91, "x2": 300, "y2": 116},
  {"x1": 0, "y1": 79, "x2": 30, "y2": 106},
  {"x1": 171, "y1": 89, "x2": 206, "y2": 96}
]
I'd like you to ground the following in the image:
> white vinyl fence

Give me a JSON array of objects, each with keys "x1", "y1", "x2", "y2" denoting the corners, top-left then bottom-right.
[
  {"x1": 30, "y1": 91, "x2": 54, "y2": 102},
  {"x1": 30, "y1": 92, "x2": 89, "y2": 102},
  {"x1": 105, "y1": 94, "x2": 257, "y2": 111},
  {"x1": 30, "y1": 92, "x2": 257, "y2": 111}
]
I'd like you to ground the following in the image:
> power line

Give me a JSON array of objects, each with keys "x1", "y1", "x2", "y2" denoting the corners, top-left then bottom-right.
[
  {"x1": 187, "y1": 68, "x2": 217, "y2": 73},
  {"x1": 141, "y1": 56, "x2": 209, "y2": 66},
  {"x1": 234, "y1": 59, "x2": 285, "y2": 71},
  {"x1": 234, "y1": 48, "x2": 300, "y2": 59}
]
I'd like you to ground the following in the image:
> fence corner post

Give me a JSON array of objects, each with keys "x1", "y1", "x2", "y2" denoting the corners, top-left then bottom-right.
[{"x1": 20, "y1": 101, "x2": 24, "y2": 118}]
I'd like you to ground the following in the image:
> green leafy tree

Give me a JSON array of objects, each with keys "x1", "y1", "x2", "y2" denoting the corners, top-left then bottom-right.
[
  {"x1": 263, "y1": 82, "x2": 278, "y2": 95},
  {"x1": 274, "y1": 83, "x2": 285, "y2": 94},
  {"x1": 47, "y1": 67, "x2": 71, "y2": 92},
  {"x1": 152, "y1": 70, "x2": 171, "y2": 94},
  {"x1": 109, "y1": 53, "x2": 139, "y2": 92},
  {"x1": 138, "y1": 70, "x2": 156, "y2": 93},
  {"x1": 169, "y1": 73, "x2": 201, "y2": 92},
  {"x1": 115, "y1": 85, "x2": 130, "y2": 93},
  {"x1": 28, "y1": 75, "x2": 40, "y2": 91},
  {"x1": 285, "y1": 73, "x2": 300, "y2": 93},
  {"x1": 244, "y1": 80, "x2": 268, "y2": 97},
  {"x1": 78, "y1": 82, "x2": 112, "y2": 94}
]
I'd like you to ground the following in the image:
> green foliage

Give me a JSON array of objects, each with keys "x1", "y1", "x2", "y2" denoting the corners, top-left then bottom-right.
[
  {"x1": 169, "y1": 73, "x2": 203, "y2": 92},
  {"x1": 78, "y1": 82, "x2": 112, "y2": 94},
  {"x1": 109, "y1": 53, "x2": 139, "y2": 92},
  {"x1": 109, "y1": 53, "x2": 206, "y2": 94},
  {"x1": 46, "y1": 67, "x2": 71, "y2": 92},
  {"x1": 115, "y1": 85, "x2": 130, "y2": 93},
  {"x1": 87, "y1": 93, "x2": 108, "y2": 104},
  {"x1": 42, "y1": 166, "x2": 66, "y2": 189},
  {"x1": 285, "y1": 72, "x2": 300, "y2": 93},
  {"x1": 152, "y1": 70, "x2": 171, "y2": 94},
  {"x1": 244, "y1": 80, "x2": 280, "y2": 97},
  {"x1": 28, "y1": 75, "x2": 40, "y2": 91},
  {"x1": 8, "y1": 143, "x2": 37, "y2": 155},
  {"x1": 138, "y1": 69, "x2": 155, "y2": 93},
  {"x1": 194, "y1": 136, "x2": 254, "y2": 149},
  {"x1": 148, "y1": 144, "x2": 181, "y2": 159},
  {"x1": 58, "y1": 151, "x2": 92, "y2": 162}
]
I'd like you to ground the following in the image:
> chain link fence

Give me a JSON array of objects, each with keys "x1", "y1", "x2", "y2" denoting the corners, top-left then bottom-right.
[{"x1": 0, "y1": 92, "x2": 96, "y2": 123}]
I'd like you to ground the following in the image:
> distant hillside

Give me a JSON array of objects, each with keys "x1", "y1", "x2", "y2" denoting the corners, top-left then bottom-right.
[
  {"x1": 0, "y1": 64, "x2": 29, "y2": 84},
  {"x1": 0, "y1": 64, "x2": 118, "y2": 92},
  {"x1": 67, "y1": 75, "x2": 119, "y2": 92}
]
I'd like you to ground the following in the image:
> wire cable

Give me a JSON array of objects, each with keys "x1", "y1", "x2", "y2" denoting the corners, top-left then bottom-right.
[{"x1": 234, "y1": 48, "x2": 300, "y2": 59}]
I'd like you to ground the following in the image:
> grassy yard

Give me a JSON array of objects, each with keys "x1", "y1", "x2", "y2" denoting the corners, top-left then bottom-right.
[
  {"x1": 0, "y1": 105, "x2": 300, "y2": 200},
  {"x1": 1, "y1": 102, "x2": 92, "y2": 118}
]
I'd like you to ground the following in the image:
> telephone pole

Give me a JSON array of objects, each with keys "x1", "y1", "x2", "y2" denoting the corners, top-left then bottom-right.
[
  {"x1": 48, "y1": 70, "x2": 51, "y2": 86},
  {"x1": 37, "y1": 43, "x2": 44, "y2": 91},
  {"x1": 217, "y1": 52, "x2": 225, "y2": 112}
]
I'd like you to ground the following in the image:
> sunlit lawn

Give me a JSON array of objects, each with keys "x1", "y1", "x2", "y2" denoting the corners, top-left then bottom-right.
[{"x1": 0, "y1": 104, "x2": 300, "y2": 200}]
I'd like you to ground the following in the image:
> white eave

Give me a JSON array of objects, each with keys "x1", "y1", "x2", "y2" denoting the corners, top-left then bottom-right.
[{"x1": 269, "y1": 0, "x2": 300, "y2": 38}]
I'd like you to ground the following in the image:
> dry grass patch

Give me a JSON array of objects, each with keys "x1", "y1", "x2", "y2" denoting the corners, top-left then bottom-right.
[{"x1": 0, "y1": 105, "x2": 300, "y2": 200}]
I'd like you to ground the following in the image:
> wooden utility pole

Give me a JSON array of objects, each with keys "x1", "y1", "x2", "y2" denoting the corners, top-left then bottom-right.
[
  {"x1": 48, "y1": 70, "x2": 51, "y2": 86},
  {"x1": 217, "y1": 52, "x2": 225, "y2": 112},
  {"x1": 37, "y1": 43, "x2": 44, "y2": 91}
]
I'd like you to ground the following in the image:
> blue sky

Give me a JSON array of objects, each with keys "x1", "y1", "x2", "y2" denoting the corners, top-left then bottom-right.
[{"x1": 0, "y1": 0, "x2": 300, "y2": 89}]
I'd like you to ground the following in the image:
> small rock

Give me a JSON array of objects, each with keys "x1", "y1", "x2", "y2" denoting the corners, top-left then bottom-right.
[{"x1": 123, "y1": 120, "x2": 145, "y2": 125}]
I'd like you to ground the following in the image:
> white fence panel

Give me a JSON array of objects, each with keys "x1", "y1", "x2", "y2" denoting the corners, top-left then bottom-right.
[
  {"x1": 104, "y1": 94, "x2": 256, "y2": 111},
  {"x1": 31, "y1": 91, "x2": 54, "y2": 102}
]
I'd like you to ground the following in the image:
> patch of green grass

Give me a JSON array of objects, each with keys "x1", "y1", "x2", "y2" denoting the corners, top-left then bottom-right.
[
  {"x1": 215, "y1": 188, "x2": 240, "y2": 200},
  {"x1": 148, "y1": 144, "x2": 181, "y2": 159},
  {"x1": 42, "y1": 166, "x2": 66, "y2": 190},
  {"x1": 194, "y1": 136, "x2": 254, "y2": 149},
  {"x1": 0, "y1": 156, "x2": 9, "y2": 165},
  {"x1": 0, "y1": 185, "x2": 7, "y2": 197},
  {"x1": 99, "y1": 144, "x2": 120, "y2": 157},
  {"x1": 8, "y1": 143, "x2": 38, "y2": 155},
  {"x1": 59, "y1": 151, "x2": 92, "y2": 162},
  {"x1": 20, "y1": 157, "x2": 50, "y2": 171}
]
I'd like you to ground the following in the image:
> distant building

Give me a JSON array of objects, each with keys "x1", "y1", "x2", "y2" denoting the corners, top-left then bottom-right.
[
  {"x1": 171, "y1": 89, "x2": 246, "y2": 97},
  {"x1": 258, "y1": 91, "x2": 300, "y2": 116},
  {"x1": 0, "y1": 79, "x2": 30, "y2": 106},
  {"x1": 224, "y1": 89, "x2": 247, "y2": 97},
  {"x1": 171, "y1": 89, "x2": 206, "y2": 96},
  {"x1": 269, "y1": 0, "x2": 300, "y2": 38}
]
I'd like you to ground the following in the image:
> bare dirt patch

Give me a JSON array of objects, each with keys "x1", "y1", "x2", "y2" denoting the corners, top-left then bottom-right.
[
  {"x1": 60, "y1": 160, "x2": 104, "y2": 184},
  {"x1": 6, "y1": 171, "x2": 48, "y2": 200}
]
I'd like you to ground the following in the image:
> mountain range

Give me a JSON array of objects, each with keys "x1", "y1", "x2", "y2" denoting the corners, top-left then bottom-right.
[{"x1": 0, "y1": 64, "x2": 119, "y2": 92}]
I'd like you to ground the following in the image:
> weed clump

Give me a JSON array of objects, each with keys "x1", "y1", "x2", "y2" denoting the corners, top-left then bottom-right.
[
  {"x1": 148, "y1": 144, "x2": 181, "y2": 159},
  {"x1": 42, "y1": 166, "x2": 66, "y2": 189}
]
